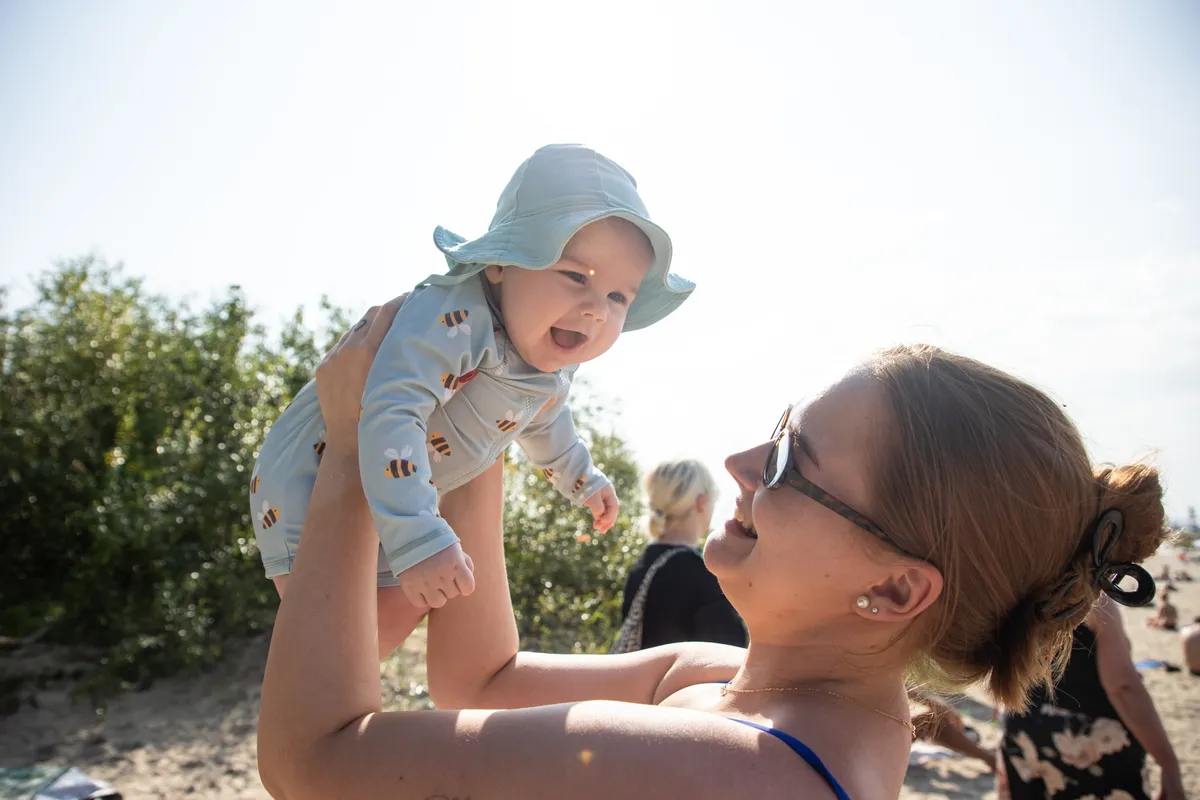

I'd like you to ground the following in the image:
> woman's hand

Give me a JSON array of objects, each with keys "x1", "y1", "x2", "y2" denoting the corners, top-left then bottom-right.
[
  {"x1": 1159, "y1": 767, "x2": 1185, "y2": 800},
  {"x1": 315, "y1": 296, "x2": 406, "y2": 446}
]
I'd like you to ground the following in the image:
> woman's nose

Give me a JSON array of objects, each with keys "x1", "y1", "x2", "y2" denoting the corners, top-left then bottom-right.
[{"x1": 725, "y1": 442, "x2": 768, "y2": 492}]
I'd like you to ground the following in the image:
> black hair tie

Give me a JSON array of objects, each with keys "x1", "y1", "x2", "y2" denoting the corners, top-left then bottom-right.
[
  {"x1": 1088, "y1": 509, "x2": 1156, "y2": 607},
  {"x1": 1037, "y1": 508, "x2": 1156, "y2": 622}
]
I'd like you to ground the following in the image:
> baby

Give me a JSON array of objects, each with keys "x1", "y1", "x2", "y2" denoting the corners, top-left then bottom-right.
[{"x1": 250, "y1": 144, "x2": 693, "y2": 626}]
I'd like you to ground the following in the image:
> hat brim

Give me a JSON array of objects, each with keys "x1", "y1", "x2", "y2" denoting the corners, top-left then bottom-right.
[{"x1": 430, "y1": 208, "x2": 693, "y2": 332}]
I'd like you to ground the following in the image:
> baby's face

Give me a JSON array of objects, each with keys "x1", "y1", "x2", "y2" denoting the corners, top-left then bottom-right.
[{"x1": 485, "y1": 218, "x2": 653, "y2": 372}]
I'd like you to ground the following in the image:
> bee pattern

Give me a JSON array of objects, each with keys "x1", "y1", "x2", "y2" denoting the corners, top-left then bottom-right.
[
  {"x1": 573, "y1": 477, "x2": 586, "y2": 494},
  {"x1": 313, "y1": 440, "x2": 326, "y2": 461},
  {"x1": 438, "y1": 309, "x2": 471, "y2": 338},
  {"x1": 496, "y1": 410, "x2": 522, "y2": 433},
  {"x1": 383, "y1": 445, "x2": 417, "y2": 478},
  {"x1": 428, "y1": 431, "x2": 451, "y2": 462},
  {"x1": 260, "y1": 500, "x2": 280, "y2": 529},
  {"x1": 439, "y1": 372, "x2": 460, "y2": 401},
  {"x1": 540, "y1": 468, "x2": 554, "y2": 481},
  {"x1": 250, "y1": 466, "x2": 260, "y2": 494},
  {"x1": 440, "y1": 369, "x2": 479, "y2": 400}
]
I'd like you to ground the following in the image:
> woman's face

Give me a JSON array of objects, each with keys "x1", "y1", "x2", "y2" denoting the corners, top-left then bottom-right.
[{"x1": 704, "y1": 371, "x2": 898, "y2": 639}]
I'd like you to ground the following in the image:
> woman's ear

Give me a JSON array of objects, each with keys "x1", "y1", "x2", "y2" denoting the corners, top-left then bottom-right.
[
  {"x1": 857, "y1": 564, "x2": 943, "y2": 621},
  {"x1": 484, "y1": 264, "x2": 504, "y2": 285}
]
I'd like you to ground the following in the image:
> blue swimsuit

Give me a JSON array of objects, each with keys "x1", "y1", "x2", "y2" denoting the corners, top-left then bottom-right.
[{"x1": 728, "y1": 719, "x2": 851, "y2": 800}]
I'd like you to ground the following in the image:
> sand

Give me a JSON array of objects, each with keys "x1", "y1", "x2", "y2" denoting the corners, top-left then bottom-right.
[{"x1": 2, "y1": 552, "x2": 1196, "y2": 799}]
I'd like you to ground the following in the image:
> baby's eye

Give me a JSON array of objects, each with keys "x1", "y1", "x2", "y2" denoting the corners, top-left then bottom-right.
[
  {"x1": 608, "y1": 292, "x2": 629, "y2": 305},
  {"x1": 561, "y1": 271, "x2": 587, "y2": 284}
]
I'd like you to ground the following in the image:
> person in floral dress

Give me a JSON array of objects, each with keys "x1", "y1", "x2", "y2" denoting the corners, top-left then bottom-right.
[{"x1": 999, "y1": 598, "x2": 1185, "y2": 799}]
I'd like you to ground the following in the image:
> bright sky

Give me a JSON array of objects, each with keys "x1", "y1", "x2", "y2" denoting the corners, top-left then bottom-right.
[{"x1": 2, "y1": 1, "x2": 1198, "y2": 527}]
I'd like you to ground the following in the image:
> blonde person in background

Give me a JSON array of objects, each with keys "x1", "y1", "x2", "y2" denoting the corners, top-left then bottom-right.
[{"x1": 613, "y1": 459, "x2": 747, "y2": 652}]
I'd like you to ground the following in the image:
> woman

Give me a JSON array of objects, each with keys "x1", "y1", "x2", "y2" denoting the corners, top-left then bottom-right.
[
  {"x1": 259, "y1": 302, "x2": 1170, "y2": 799},
  {"x1": 999, "y1": 598, "x2": 1185, "y2": 799},
  {"x1": 615, "y1": 458, "x2": 747, "y2": 651}
]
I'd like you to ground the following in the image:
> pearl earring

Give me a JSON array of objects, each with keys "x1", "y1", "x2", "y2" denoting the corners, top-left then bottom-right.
[
  {"x1": 871, "y1": 607, "x2": 879, "y2": 614},
  {"x1": 856, "y1": 595, "x2": 870, "y2": 609}
]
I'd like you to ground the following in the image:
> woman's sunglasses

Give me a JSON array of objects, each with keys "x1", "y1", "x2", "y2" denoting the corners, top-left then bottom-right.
[{"x1": 765, "y1": 405, "x2": 929, "y2": 564}]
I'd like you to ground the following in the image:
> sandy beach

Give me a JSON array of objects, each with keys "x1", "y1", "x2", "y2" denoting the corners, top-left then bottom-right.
[{"x1": 2, "y1": 551, "x2": 1196, "y2": 799}]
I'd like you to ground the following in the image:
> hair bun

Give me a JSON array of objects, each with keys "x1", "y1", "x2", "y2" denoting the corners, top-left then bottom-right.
[{"x1": 1094, "y1": 463, "x2": 1170, "y2": 565}]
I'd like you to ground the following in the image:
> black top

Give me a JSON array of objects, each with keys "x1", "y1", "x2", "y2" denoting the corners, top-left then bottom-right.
[
  {"x1": 1021, "y1": 623, "x2": 1120, "y2": 719},
  {"x1": 620, "y1": 543, "x2": 748, "y2": 649}
]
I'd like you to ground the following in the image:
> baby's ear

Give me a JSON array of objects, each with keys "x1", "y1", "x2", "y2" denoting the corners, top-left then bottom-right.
[{"x1": 483, "y1": 265, "x2": 504, "y2": 285}]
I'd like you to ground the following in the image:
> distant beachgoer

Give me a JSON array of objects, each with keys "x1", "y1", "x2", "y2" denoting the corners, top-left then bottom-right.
[
  {"x1": 999, "y1": 598, "x2": 1184, "y2": 799},
  {"x1": 1181, "y1": 616, "x2": 1200, "y2": 676},
  {"x1": 1146, "y1": 588, "x2": 1178, "y2": 631},
  {"x1": 613, "y1": 459, "x2": 746, "y2": 652}
]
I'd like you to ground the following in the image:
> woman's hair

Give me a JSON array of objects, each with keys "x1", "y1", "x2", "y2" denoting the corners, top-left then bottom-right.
[
  {"x1": 865, "y1": 344, "x2": 1170, "y2": 711},
  {"x1": 645, "y1": 459, "x2": 718, "y2": 539}
]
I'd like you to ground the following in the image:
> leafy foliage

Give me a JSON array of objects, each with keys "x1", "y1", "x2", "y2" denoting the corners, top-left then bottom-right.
[
  {"x1": 2, "y1": 257, "x2": 642, "y2": 687},
  {"x1": 0, "y1": 257, "x2": 346, "y2": 687},
  {"x1": 502, "y1": 398, "x2": 644, "y2": 653}
]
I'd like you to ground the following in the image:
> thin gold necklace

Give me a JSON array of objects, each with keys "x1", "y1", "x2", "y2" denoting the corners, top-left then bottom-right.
[{"x1": 721, "y1": 683, "x2": 917, "y2": 740}]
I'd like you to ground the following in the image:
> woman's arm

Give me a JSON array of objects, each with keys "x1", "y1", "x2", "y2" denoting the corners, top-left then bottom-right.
[
  {"x1": 255, "y1": 305, "x2": 813, "y2": 799},
  {"x1": 1090, "y1": 598, "x2": 1184, "y2": 797},
  {"x1": 255, "y1": 444, "x2": 802, "y2": 798},
  {"x1": 426, "y1": 460, "x2": 745, "y2": 710},
  {"x1": 910, "y1": 693, "x2": 996, "y2": 772}
]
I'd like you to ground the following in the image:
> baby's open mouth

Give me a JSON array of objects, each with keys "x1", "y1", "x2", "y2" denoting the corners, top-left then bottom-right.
[{"x1": 550, "y1": 327, "x2": 586, "y2": 349}]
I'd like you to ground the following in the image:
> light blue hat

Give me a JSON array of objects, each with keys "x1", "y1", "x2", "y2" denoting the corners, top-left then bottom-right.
[{"x1": 424, "y1": 144, "x2": 694, "y2": 332}]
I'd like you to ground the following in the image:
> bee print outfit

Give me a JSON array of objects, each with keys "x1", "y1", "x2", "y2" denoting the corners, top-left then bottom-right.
[{"x1": 249, "y1": 276, "x2": 610, "y2": 586}]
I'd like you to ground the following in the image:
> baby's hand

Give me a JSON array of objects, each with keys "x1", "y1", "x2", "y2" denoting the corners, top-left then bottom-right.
[
  {"x1": 397, "y1": 542, "x2": 475, "y2": 609},
  {"x1": 583, "y1": 484, "x2": 619, "y2": 534}
]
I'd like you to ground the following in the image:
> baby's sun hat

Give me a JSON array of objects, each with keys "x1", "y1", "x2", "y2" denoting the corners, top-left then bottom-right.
[{"x1": 424, "y1": 144, "x2": 694, "y2": 331}]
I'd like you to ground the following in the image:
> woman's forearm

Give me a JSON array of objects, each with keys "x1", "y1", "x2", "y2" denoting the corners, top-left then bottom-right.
[
  {"x1": 1108, "y1": 680, "x2": 1179, "y2": 776},
  {"x1": 258, "y1": 446, "x2": 383, "y2": 788},
  {"x1": 423, "y1": 460, "x2": 679, "y2": 710},
  {"x1": 425, "y1": 460, "x2": 743, "y2": 710},
  {"x1": 424, "y1": 459, "x2": 523, "y2": 708},
  {"x1": 465, "y1": 647, "x2": 686, "y2": 709}
]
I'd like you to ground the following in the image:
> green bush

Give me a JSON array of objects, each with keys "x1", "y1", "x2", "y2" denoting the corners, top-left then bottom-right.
[
  {"x1": 1, "y1": 257, "x2": 643, "y2": 687},
  {"x1": 0, "y1": 257, "x2": 345, "y2": 688},
  {"x1": 502, "y1": 399, "x2": 644, "y2": 653}
]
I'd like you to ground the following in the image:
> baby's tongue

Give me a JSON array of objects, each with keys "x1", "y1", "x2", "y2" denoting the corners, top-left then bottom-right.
[{"x1": 551, "y1": 327, "x2": 582, "y2": 348}]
